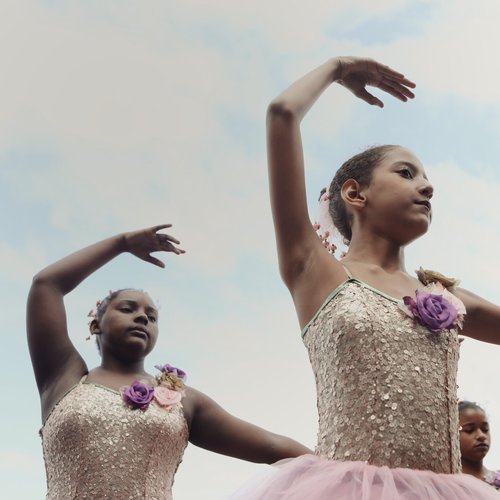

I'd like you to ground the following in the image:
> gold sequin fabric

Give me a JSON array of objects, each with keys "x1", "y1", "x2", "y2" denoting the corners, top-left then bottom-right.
[
  {"x1": 40, "y1": 382, "x2": 188, "y2": 499},
  {"x1": 303, "y1": 280, "x2": 461, "y2": 473}
]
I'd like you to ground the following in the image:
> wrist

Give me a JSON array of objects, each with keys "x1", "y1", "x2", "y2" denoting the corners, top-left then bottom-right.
[
  {"x1": 328, "y1": 57, "x2": 343, "y2": 83},
  {"x1": 116, "y1": 232, "x2": 129, "y2": 254}
]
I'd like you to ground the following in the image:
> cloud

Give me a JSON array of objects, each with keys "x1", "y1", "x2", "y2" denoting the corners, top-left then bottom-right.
[
  {"x1": 407, "y1": 160, "x2": 500, "y2": 297},
  {"x1": 0, "y1": 240, "x2": 47, "y2": 283}
]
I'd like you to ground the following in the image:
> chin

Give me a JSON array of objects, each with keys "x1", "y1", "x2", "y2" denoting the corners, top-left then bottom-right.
[{"x1": 403, "y1": 221, "x2": 430, "y2": 244}]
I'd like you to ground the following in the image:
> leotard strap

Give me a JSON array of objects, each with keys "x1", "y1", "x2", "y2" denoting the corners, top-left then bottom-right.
[{"x1": 341, "y1": 263, "x2": 354, "y2": 279}]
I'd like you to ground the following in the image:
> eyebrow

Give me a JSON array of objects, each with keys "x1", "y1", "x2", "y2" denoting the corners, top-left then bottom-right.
[
  {"x1": 393, "y1": 161, "x2": 428, "y2": 181},
  {"x1": 117, "y1": 299, "x2": 158, "y2": 315}
]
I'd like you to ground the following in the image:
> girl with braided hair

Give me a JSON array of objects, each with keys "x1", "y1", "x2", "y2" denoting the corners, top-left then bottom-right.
[{"x1": 230, "y1": 57, "x2": 500, "y2": 499}]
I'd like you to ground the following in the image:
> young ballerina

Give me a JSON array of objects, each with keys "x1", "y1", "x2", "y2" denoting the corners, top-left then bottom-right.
[
  {"x1": 230, "y1": 57, "x2": 500, "y2": 499},
  {"x1": 460, "y1": 401, "x2": 500, "y2": 490},
  {"x1": 28, "y1": 224, "x2": 311, "y2": 499}
]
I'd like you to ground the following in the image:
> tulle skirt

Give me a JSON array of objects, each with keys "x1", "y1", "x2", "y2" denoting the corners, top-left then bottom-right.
[{"x1": 228, "y1": 455, "x2": 498, "y2": 499}]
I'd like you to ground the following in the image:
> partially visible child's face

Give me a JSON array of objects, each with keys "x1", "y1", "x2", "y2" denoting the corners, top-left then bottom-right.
[{"x1": 459, "y1": 408, "x2": 490, "y2": 462}]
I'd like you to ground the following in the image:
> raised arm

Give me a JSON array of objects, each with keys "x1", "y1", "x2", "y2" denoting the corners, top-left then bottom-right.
[
  {"x1": 185, "y1": 387, "x2": 312, "y2": 463},
  {"x1": 27, "y1": 225, "x2": 184, "y2": 414},
  {"x1": 267, "y1": 57, "x2": 415, "y2": 292}
]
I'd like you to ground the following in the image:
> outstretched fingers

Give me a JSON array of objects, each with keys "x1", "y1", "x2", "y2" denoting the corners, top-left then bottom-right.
[
  {"x1": 378, "y1": 65, "x2": 416, "y2": 88},
  {"x1": 156, "y1": 232, "x2": 185, "y2": 255},
  {"x1": 376, "y1": 80, "x2": 414, "y2": 102},
  {"x1": 152, "y1": 223, "x2": 173, "y2": 232}
]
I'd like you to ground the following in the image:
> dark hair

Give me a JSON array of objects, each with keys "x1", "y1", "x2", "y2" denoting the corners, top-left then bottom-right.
[
  {"x1": 326, "y1": 145, "x2": 396, "y2": 243},
  {"x1": 459, "y1": 401, "x2": 485, "y2": 415}
]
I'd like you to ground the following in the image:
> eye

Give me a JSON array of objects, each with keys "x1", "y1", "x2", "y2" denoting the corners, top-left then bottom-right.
[
  {"x1": 119, "y1": 307, "x2": 133, "y2": 313},
  {"x1": 398, "y1": 168, "x2": 413, "y2": 179},
  {"x1": 148, "y1": 315, "x2": 157, "y2": 323},
  {"x1": 460, "y1": 425, "x2": 474, "y2": 433}
]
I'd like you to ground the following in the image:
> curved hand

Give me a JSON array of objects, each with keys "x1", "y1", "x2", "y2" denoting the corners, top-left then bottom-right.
[
  {"x1": 335, "y1": 57, "x2": 416, "y2": 107},
  {"x1": 123, "y1": 224, "x2": 185, "y2": 268}
]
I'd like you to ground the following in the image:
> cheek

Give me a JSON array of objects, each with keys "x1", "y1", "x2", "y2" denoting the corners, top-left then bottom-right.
[
  {"x1": 459, "y1": 434, "x2": 474, "y2": 451},
  {"x1": 148, "y1": 328, "x2": 159, "y2": 347}
]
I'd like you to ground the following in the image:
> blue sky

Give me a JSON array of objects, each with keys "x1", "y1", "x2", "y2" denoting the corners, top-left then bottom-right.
[{"x1": 2, "y1": 1, "x2": 500, "y2": 498}]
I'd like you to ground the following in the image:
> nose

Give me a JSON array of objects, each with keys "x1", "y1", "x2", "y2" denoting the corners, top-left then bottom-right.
[
  {"x1": 476, "y1": 430, "x2": 487, "y2": 441},
  {"x1": 419, "y1": 180, "x2": 433, "y2": 200},
  {"x1": 135, "y1": 311, "x2": 148, "y2": 325}
]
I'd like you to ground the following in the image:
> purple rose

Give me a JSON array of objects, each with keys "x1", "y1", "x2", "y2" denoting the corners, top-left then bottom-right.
[
  {"x1": 155, "y1": 363, "x2": 187, "y2": 381},
  {"x1": 403, "y1": 291, "x2": 458, "y2": 333},
  {"x1": 121, "y1": 381, "x2": 154, "y2": 410},
  {"x1": 494, "y1": 471, "x2": 500, "y2": 488}
]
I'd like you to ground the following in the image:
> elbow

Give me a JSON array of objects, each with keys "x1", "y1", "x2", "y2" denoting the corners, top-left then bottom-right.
[
  {"x1": 31, "y1": 272, "x2": 46, "y2": 287},
  {"x1": 30, "y1": 272, "x2": 57, "y2": 291},
  {"x1": 266, "y1": 100, "x2": 296, "y2": 123}
]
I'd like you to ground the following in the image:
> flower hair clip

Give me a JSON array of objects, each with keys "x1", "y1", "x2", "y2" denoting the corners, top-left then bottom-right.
[
  {"x1": 313, "y1": 223, "x2": 337, "y2": 254},
  {"x1": 87, "y1": 299, "x2": 103, "y2": 321},
  {"x1": 313, "y1": 188, "x2": 349, "y2": 258},
  {"x1": 314, "y1": 190, "x2": 336, "y2": 255},
  {"x1": 85, "y1": 290, "x2": 114, "y2": 340}
]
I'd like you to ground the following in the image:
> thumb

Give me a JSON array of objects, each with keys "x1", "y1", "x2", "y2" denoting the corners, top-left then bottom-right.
[
  {"x1": 355, "y1": 88, "x2": 384, "y2": 108},
  {"x1": 142, "y1": 254, "x2": 166, "y2": 268}
]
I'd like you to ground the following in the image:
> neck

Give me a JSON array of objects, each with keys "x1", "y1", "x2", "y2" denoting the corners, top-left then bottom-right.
[
  {"x1": 461, "y1": 458, "x2": 486, "y2": 479},
  {"x1": 346, "y1": 231, "x2": 406, "y2": 271},
  {"x1": 99, "y1": 356, "x2": 147, "y2": 376}
]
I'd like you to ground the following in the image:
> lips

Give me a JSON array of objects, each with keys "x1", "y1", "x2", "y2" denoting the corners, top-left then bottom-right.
[
  {"x1": 127, "y1": 327, "x2": 149, "y2": 339},
  {"x1": 474, "y1": 443, "x2": 489, "y2": 451},
  {"x1": 415, "y1": 200, "x2": 431, "y2": 211}
]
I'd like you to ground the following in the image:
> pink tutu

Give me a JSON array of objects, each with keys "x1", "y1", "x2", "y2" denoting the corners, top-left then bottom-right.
[{"x1": 229, "y1": 455, "x2": 498, "y2": 499}]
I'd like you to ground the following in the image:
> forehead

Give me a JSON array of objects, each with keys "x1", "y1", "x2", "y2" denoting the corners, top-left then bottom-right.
[
  {"x1": 380, "y1": 147, "x2": 425, "y2": 172},
  {"x1": 111, "y1": 290, "x2": 157, "y2": 309},
  {"x1": 460, "y1": 408, "x2": 487, "y2": 423}
]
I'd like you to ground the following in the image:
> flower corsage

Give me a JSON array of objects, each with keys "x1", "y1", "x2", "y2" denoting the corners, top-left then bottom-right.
[
  {"x1": 399, "y1": 269, "x2": 466, "y2": 334},
  {"x1": 485, "y1": 470, "x2": 500, "y2": 490},
  {"x1": 121, "y1": 363, "x2": 186, "y2": 411}
]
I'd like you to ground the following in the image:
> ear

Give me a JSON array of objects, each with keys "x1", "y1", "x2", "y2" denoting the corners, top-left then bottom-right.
[
  {"x1": 89, "y1": 319, "x2": 101, "y2": 336},
  {"x1": 340, "y1": 179, "x2": 366, "y2": 210}
]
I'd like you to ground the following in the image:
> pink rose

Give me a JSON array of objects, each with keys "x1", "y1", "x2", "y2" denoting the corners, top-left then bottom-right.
[{"x1": 154, "y1": 386, "x2": 182, "y2": 409}]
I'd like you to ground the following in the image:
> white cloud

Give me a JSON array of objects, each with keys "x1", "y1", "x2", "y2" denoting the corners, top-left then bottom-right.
[{"x1": 0, "y1": 240, "x2": 47, "y2": 283}]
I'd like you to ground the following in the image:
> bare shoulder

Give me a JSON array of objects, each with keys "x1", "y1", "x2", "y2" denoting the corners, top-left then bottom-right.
[
  {"x1": 291, "y1": 249, "x2": 349, "y2": 330},
  {"x1": 181, "y1": 386, "x2": 203, "y2": 428},
  {"x1": 41, "y1": 360, "x2": 88, "y2": 423}
]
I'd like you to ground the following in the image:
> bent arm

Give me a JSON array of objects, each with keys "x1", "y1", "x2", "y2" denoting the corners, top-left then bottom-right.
[
  {"x1": 267, "y1": 58, "x2": 343, "y2": 288},
  {"x1": 27, "y1": 234, "x2": 128, "y2": 397},
  {"x1": 28, "y1": 224, "x2": 183, "y2": 405},
  {"x1": 266, "y1": 56, "x2": 414, "y2": 295},
  {"x1": 187, "y1": 388, "x2": 312, "y2": 463},
  {"x1": 456, "y1": 287, "x2": 500, "y2": 344}
]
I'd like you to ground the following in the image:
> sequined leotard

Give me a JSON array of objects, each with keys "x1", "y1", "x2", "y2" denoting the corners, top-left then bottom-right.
[
  {"x1": 230, "y1": 273, "x2": 499, "y2": 499},
  {"x1": 40, "y1": 381, "x2": 188, "y2": 500},
  {"x1": 302, "y1": 277, "x2": 460, "y2": 472}
]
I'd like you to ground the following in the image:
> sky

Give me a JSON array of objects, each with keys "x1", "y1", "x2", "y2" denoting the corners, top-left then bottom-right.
[{"x1": 2, "y1": 0, "x2": 500, "y2": 498}]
